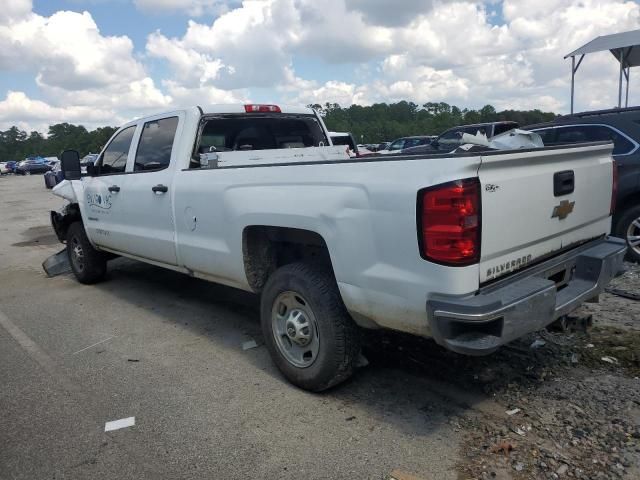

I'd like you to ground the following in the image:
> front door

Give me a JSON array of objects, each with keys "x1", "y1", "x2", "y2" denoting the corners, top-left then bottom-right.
[{"x1": 83, "y1": 125, "x2": 137, "y2": 252}]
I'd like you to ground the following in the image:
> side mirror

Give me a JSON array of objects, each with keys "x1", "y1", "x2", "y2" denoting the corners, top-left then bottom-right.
[{"x1": 60, "y1": 150, "x2": 81, "y2": 180}]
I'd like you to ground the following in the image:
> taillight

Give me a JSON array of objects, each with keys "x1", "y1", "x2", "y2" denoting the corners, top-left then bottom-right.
[
  {"x1": 418, "y1": 178, "x2": 481, "y2": 266},
  {"x1": 244, "y1": 104, "x2": 281, "y2": 113},
  {"x1": 611, "y1": 159, "x2": 618, "y2": 216}
]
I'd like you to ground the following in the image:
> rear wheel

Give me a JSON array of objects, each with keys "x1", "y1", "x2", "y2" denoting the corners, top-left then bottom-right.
[
  {"x1": 66, "y1": 222, "x2": 107, "y2": 284},
  {"x1": 260, "y1": 262, "x2": 361, "y2": 391},
  {"x1": 614, "y1": 204, "x2": 640, "y2": 262}
]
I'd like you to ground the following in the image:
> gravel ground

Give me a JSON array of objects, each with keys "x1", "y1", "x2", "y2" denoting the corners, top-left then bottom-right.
[{"x1": 363, "y1": 264, "x2": 640, "y2": 480}]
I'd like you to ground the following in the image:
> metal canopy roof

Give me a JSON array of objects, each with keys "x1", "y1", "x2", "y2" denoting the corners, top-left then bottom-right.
[
  {"x1": 565, "y1": 29, "x2": 640, "y2": 66},
  {"x1": 565, "y1": 29, "x2": 639, "y2": 113}
]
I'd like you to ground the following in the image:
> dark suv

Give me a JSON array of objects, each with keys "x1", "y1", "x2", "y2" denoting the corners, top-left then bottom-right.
[{"x1": 525, "y1": 107, "x2": 640, "y2": 261}]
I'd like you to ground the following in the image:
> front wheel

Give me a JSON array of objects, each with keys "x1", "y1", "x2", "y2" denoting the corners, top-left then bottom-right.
[
  {"x1": 260, "y1": 262, "x2": 361, "y2": 391},
  {"x1": 66, "y1": 222, "x2": 107, "y2": 284},
  {"x1": 614, "y1": 205, "x2": 640, "y2": 262}
]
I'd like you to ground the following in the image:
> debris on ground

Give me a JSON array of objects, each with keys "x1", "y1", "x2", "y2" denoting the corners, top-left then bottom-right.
[
  {"x1": 242, "y1": 339, "x2": 258, "y2": 350},
  {"x1": 601, "y1": 355, "x2": 619, "y2": 364},
  {"x1": 605, "y1": 287, "x2": 640, "y2": 301},
  {"x1": 505, "y1": 408, "x2": 521, "y2": 416},
  {"x1": 530, "y1": 339, "x2": 546, "y2": 349},
  {"x1": 490, "y1": 441, "x2": 515, "y2": 456}
]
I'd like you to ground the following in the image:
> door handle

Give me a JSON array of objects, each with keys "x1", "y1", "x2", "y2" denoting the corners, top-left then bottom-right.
[
  {"x1": 108, "y1": 185, "x2": 120, "y2": 193},
  {"x1": 152, "y1": 184, "x2": 168, "y2": 194}
]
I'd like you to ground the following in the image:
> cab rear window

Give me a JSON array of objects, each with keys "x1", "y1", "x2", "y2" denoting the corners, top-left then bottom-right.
[{"x1": 196, "y1": 115, "x2": 329, "y2": 155}]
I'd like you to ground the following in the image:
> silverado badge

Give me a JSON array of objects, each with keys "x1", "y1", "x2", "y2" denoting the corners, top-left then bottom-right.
[{"x1": 552, "y1": 200, "x2": 575, "y2": 220}]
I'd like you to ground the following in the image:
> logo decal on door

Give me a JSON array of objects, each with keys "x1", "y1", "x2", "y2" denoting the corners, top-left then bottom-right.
[{"x1": 87, "y1": 192, "x2": 112, "y2": 210}]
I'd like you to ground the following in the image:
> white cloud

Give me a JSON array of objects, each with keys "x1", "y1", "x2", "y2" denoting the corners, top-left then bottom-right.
[
  {"x1": 0, "y1": 4, "x2": 171, "y2": 131},
  {"x1": 0, "y1": 91, "x2": 119, "y2": 132},
  {"x1": 134, "y1": 0, "x2": 239, "y2": 17},
  {"x1": 2, "y1": 0, "x2": 640, "y2": 133},
  {"x1": 0, "y1": 0, "x2": 32, "y2": 24}
]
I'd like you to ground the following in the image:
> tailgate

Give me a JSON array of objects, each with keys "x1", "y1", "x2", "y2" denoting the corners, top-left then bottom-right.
[{"x1": 478, "y1": 143, "x2": 613, "y2": 283}]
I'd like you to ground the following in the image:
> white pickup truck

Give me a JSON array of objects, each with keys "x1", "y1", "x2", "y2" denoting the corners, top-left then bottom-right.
[{"x1": 50, "y1": 104, "x2": 626, "y2": 391}]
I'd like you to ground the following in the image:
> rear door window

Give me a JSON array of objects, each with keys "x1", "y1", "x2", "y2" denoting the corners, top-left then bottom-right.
[
  {"x1": 97, "y1": 126, "x2": 136, "y2": 175},
  {"x1": 534, "y1": 128, "x2": 557, "y2": 145},
  {"x1": 552, "y1": 125, "x2": 635, "y2": 155},
  {"x1": 134, "y1": 117, "x2": 179, "y2": 172}
]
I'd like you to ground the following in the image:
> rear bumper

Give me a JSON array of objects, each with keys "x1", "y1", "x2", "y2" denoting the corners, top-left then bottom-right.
[{"x1": 427, "y1": 236, "x2": 626, "y2": 355}]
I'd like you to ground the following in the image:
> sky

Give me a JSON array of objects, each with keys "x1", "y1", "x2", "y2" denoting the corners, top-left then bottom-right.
[{"x1": 0, "y1": 0, "x2": 639, "y2": 133}]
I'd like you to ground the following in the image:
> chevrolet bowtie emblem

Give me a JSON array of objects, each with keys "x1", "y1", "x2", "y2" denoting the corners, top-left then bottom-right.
[{"x1": 552, "y1": 200, "x2": 575, "y2": 220}]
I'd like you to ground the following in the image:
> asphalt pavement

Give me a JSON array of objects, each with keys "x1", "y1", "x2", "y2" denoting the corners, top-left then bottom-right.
[{"x1": 0, "y1": 175, "x2": 464, "y2": 480}]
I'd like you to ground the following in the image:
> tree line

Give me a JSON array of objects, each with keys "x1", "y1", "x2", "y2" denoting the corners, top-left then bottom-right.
[
  {"x1": 313, "y1": 101, "x2": 557, "y2": 144},
  {"x1": 0, "y1": 101, "x2": 557, "y2": 160},
  {"x1": 0, "y1": 123, "x2": 117, "y2": 161}
]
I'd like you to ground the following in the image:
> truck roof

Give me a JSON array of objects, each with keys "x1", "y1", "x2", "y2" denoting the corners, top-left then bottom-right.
[{"x1": 199, "y1": 104, "x2": 316, "y2": 115}]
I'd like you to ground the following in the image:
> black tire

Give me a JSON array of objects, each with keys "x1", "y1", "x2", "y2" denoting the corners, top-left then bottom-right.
[
  {"x1": 66, "y1": 222, "x2": 107, "y2": 284},
  {"x1": 260, "y1": 262, "x2": 361, "y2": 392},
  {"x1": 613, "y1": 204, "x2": 640, "y2": 262}
]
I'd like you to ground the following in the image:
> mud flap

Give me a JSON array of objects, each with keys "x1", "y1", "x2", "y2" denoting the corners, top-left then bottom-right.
[{"x1": 42, "y1": 248, "x2": 71, "y2": 277}]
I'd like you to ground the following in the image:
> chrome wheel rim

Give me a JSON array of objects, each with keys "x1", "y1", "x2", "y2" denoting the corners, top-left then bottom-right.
[
  {"x1": 70, "y1": 236, "x2": 85, "y2": 272},
  {"x1": 626, "y1": 217, "x2": 640, "y2": 257},
  {"x1": 271, "y1": 291, "x2": 319, "y2": 368}
]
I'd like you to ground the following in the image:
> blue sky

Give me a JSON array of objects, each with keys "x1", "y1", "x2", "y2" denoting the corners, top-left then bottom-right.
[{"x1": 1, "y1": 0, "x2": 639, "y2": 132}]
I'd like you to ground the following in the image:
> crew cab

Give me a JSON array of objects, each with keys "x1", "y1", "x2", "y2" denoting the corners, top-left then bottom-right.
[{"x1": 50, "y1": 104, "x2": 626, "y2": 391}]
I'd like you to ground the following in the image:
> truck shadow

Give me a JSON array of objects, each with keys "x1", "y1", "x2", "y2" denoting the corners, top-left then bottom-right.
[{"x1": 94, "y1": 257, "x2": 576, "y2": 435}]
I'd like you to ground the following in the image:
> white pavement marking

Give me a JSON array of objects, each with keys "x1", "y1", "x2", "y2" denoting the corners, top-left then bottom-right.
[
  {"x1": 105, "y1": 417, "x2": 136, "y2": 432},
  {"x1": 0, "y1": 308, "x2": 80, "y2": 393},
  {"x1": 72, "y1": 335, "x2": 116, "y2": 355}
]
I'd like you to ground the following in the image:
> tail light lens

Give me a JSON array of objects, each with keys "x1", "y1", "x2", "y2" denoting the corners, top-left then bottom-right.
[
  {"x1": 611, "y1": 159, "x2": 618, "y2": 216},
  {"x1": 418, "y1": 178, "x2": 481, "y2": 266}
]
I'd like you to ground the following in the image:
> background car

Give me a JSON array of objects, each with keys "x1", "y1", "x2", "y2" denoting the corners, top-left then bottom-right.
[
  {"x1": 43, "y1": 161, "x2": 64, "y2": 189},
  {"x1": 525, "y1": 106, "x2": 640, "y2": 261},
  {"x1": 0, "y1": 162, "x2": 9, "y2": 175},
  {"x1": 402, "y1": 122, "x2": 519, "y2": 154},
  {"x1": 329, "y1": 132, "x2": 360, "y2": 157},
  {"x1": 4, "y1": 160, "x2": 17, "y2": 173},
  {"x1": 377, "y1": 136, "x2": 435, "y2": 154},
  {"x1": 80, "y1": 153, "x2": 99, "y2": 174},
  {"x1": 14, "y1": 158, "x2": 52, "y2": 175}
]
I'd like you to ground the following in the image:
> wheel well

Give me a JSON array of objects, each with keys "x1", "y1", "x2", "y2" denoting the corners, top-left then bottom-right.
[
  {"x1": 51, "y1": 203, "x2": 82, "y2": 242},
  {"x1": 242, "y1": 226, "x2": 333, "y2": 293}
]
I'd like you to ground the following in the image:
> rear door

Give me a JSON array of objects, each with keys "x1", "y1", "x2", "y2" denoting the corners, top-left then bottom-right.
[
  {"x1": 478, "y1": 144, "x2": 613, "y2": 283},
  {"x1": 114, "y1": 114, "x2": 182, "y2": 265}
]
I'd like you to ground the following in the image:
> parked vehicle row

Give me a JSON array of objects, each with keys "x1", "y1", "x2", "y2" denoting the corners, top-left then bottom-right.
[{"x1": 49, "y1": 103, "x2": 625, "y2": 392}]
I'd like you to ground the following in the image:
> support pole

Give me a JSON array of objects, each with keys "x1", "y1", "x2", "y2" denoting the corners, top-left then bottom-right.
[
  {"x1": 571, "y1": 56, "x2": 575, "y2": 114},
  {"x1": 625, "y1": 67, "x2": 630, "y2": 108},
  {"x1": 619, "y1": 50, "x2": 624, "y2": 108}
]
